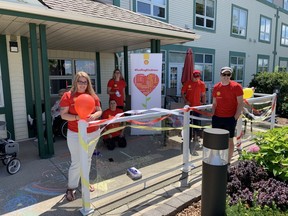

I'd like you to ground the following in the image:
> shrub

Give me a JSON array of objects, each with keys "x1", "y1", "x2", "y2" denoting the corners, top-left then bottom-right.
[
  {"x1": 227, "y1": 160, "x2": 288, "y2": 212},
  {"x1": 240, "y1": 126, "x2": 288, "y2": 182},
  {"x1": 249, "y1": 72, "x2": 288, "y2": 117}
]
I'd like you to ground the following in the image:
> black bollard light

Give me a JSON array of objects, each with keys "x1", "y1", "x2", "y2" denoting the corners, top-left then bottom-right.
[{"x1": 201, "y1": 128, "x2": 229, "y2": 216}]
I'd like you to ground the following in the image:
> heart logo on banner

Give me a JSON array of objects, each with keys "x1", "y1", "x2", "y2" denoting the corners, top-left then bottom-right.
[{"x1": 133, "y1": 73, "x2": 159, "y2": 96}]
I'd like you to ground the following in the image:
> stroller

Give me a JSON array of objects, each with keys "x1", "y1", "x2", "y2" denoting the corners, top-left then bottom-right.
[{"x1": 0, "y1": 121, "x2": 21, "y2": 175}]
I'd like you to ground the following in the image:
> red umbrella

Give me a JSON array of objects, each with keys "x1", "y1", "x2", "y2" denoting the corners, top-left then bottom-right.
[{"x1": 181, "y1": 48, "x2": 194, "y2": 84}]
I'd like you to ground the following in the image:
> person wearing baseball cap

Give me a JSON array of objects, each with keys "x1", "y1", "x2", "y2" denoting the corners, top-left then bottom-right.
[
  {"x1": 211, "y1": 66, "x2": 244, "y2": 163},
  {"x1": 181, "y1": 69, "x2": 206, "y2": 156}
]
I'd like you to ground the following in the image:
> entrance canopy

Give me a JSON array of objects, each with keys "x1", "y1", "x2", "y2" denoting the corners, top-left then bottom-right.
[{"x1": 0, "y1": 0, "x2": 199, "y2": 52}]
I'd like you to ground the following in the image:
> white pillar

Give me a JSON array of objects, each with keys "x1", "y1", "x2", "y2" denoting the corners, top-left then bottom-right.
[
  {"x1": 236, "y1": 116, "x2": 243, "y2": 151},
  {"x1": 182, "y1": 105, "x2": 190, "y2": 172},
  {"x1": 270, "y1": 93, "x2": 277, "y2": 129},
  {"x1": 78, "y1": 120, "x2": 94, "y2": 216}
]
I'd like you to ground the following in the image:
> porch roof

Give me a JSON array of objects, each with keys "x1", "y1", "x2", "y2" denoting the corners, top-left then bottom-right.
[{"x1": 0, "y1": 0, "x2": 199, "y2": 52}]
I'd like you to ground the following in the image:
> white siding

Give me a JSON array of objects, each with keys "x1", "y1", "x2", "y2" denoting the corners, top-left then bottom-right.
[
  {"x1": 120, "y1": 0, "x2": 131, "y2": 10},
  {"x1": 6, "y1": 35, "x2": 28, "y2": 140}
]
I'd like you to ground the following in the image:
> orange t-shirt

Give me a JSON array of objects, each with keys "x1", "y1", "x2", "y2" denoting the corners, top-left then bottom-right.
[
  {"x1": 107, "y1": 79, "x2": 126, "y2": 106},
  {"x1": 181, "y1": 80, "x2": 206, "y2": 106},
  {"x1": 101, "y1": 108, "x2": 123, "y2": 139},
  {"x1": 59, "y1": 91, "x2": 100, "y2": 133},
  {"x1": 212, "y1": 81, "x2": 243, "y2": 117}
]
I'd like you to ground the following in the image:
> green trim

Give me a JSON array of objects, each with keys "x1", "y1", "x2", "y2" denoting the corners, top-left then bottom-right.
[
  {"x1": 273, "y1": 8, "x2": 280, "y2": 70},
  {"x1": 193, "y1": 0, "x2": 217, "y2": 33},
  {"x1": 258, "y1": 15, "x2": 272, "y2": 44},
  {"x1": 0, "y1": 35, "x2": 15, "y2": 139},
  {"x1": 39, "y1": 24, "x2": 54, "y2": 156},
  {"x1": 257, "y1": 54, "x2": 270, "y2": 72},
  {"x1": 114, "y1": 53, "x2": 118, "y2": 69},
  {"x1": 230, "y1": 4, "x2": 248, "y2": 40},
  {"x1": 278, "y1": 57, "x2": 288, "y2": 72},
  {"x1": 0, "y1": 8, "x2": 190, "y2": 41},
  {"x1": 113, "y1": 0, "x2": 120, "y2": 7},
  {"x1": 150, "y1": 39, "x2": 157, "y2": 53},
  {"x1": 29, "y1": 23, "x2": 46, "y2": 158},
  {"x1": 21, "y1": 36, "x2": 34, "y2": 138},
  {"x1": 123, "y1": 46, "x2": 129, "y2": 95},
  {"x1": 229, "y1": 51, "x2": 246, "y2": 84},
  {"x1": 96, "y1": 52, "x2": 101, "y2": 94}
]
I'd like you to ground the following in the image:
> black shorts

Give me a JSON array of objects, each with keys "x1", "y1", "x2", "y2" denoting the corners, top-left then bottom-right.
[{"x1": 212, "y1": 115, "x2": 237, "y2": 138}]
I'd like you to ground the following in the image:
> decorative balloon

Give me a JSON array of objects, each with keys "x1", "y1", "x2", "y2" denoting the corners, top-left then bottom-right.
[
  {"x1": 243, "y1": 88, "x2": 254, "y2": 99},
  {"x1": 75, "y1": 94, "x2": 95, "y2": 119}
]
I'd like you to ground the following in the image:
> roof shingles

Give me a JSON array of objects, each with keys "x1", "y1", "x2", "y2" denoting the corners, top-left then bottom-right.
[{"x1": 41, "y1": 0, "x2": 194, "y2": 34}]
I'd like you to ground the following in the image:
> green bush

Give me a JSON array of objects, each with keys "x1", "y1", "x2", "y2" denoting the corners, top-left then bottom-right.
[
  {"x1": 249, "y1": 72, "x2": 288, "y2": 117},
  {"x1": 240, "y1": 126, "x2": 288, "y2": 182}
]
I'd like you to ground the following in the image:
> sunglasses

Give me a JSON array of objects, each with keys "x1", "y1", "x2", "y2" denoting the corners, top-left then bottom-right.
[{"x1": 221, "y1": 73, "x2": 231, "y2": 77}]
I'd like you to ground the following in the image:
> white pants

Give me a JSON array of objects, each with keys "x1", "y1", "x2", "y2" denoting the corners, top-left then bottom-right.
[{"x1": 67, "y1": 129, "x2": 100, "y2": 189}]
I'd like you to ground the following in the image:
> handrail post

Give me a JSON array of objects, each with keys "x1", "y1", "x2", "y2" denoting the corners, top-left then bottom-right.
[
  {"x1": 182, "y1": 105, "x2": 190, "y2": 172},
  {"x1": 270, "y1": 93, "x2": 277, "y2": 129}
]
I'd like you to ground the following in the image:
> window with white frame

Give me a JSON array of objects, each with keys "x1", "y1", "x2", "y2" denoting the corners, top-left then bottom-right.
[
  {"x1": 194, "y1": 53, "x2": 213, "y2": 82},
  {"x1": 284, "y1": 0, "x2": 288, "y2": 11},
  {"x1": 232, "y1": 5, "x2": 248, "y2": 38},
  {"x1": 281, "y1": 23, "x2": 288, "y2": 46},
  {"x1": 257, "y1": 55, "x2": 269, "y2": 73},
  {"x1": 195, "y1": 0, "x2": 216, "y2": 30},
  {"x1": 136, "y1": 0, "x2": 166, "y2": 19},
  {"x1": 49, "y1": 59, "x2": 96, "y2": 95},
  {"x1": 259, "y1": 16, "x2": 271, "y2": 42},
  {"x1": 230, "y1": 54, "x2": 245, "y2": 84}
]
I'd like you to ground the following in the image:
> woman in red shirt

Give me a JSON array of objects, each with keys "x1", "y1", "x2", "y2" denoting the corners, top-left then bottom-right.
[
  {"x1": 60, "y1": 71, "x2": 102, "y2": 201},
  {"x1": 107, "y1": 69, "x2": 127, "y2": 110}
]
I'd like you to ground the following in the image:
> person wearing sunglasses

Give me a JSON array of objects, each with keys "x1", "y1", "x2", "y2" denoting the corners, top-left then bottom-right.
[
  {"x1": 181, "y1": 70, "x2": 206, "y2": 156},
  {"x1": 211, "y1": 66, "x2": 244, "y2": 163}
]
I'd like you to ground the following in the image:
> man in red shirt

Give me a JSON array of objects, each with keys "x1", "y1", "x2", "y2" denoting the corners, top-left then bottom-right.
[
  {"x1": 102, "y1": 100, "x2": 126, "y2": 150},
  {"x1": 212, "y1": 66, "x2": 244, "y2": 163},
  {"x1": 181, "y1": 70, "x2": 206, "y2": 155}
]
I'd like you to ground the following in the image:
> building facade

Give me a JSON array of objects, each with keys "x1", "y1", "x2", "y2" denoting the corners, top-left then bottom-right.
[{"x1": 117, "y1": 0, "x2": 288, "y2": 96}]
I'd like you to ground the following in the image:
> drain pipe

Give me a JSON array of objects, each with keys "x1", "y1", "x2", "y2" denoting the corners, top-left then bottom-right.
[{"x1": 272, "y1": 7, "x2": 279, "y2": 71}]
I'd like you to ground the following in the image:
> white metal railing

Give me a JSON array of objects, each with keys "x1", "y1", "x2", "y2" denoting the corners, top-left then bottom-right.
[{"x1": 77, "y1": 92, "x2": 277, "y2": 215}]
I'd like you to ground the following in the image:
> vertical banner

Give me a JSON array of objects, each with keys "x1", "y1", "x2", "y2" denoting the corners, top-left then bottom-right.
[{"x1": 131, "y1": 53, "x2": 162, "y2": 135}]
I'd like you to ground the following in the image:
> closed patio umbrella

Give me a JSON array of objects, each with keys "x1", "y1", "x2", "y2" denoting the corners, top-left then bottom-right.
[{"x1": 181, "y1": 48, "x2": 194, "y2": 84}]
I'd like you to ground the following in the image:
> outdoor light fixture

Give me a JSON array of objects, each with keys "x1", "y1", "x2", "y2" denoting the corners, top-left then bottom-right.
[
  {"x1": 9, "y1": 41, "x2": 18, "y2": 53},
  {"x1": 201, "y1": 128, "x2": 229, "y2": 216}
]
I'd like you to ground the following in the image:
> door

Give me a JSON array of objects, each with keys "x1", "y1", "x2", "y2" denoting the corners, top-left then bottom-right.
[{"x1": 169, "y1": 63, "x2": 183, "y2": 96}]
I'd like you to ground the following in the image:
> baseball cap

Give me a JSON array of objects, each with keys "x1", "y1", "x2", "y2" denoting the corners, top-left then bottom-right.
[
  {"x1": 193, "y1": 70, "x2": 201, "y2": 75},
  {"x1": 220, "y1": 66, "x2": 233, "y2": 74}
]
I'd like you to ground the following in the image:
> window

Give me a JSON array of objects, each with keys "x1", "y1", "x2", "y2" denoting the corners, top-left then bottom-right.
[
  {"x1": 257, "y1": 55, "x2": 269, "y2": 73},
  {"x1": 136, "y1": 0, "x2": 166, "y2": 19},
  {"x1": 285, "y1": 0, "x2": 288, "y2": 11},
  {"x1": 49, "y1": 59, "x2": 96, "y2": 95},
  {"x1": 195, "y1": 0, "x2": 216, "y2": 30},
  {"x1": 232, "y1": 5, "x2": 248, "y2": 38},
  {"x1": 230, "y1": 52, "x2": 246, "y2": 84},
  {"x1": 281, "y1": 23, "x2": 288, "y2": 46},
  {"x1": 278, "y1": 58, "x2": 288, "y2": 72},
  {"x1": 259, "y1": 16, "x2": 271, "y2": 43},
  {"x1": 194, "y1": 53, "x2": 213, "y2": 82}
]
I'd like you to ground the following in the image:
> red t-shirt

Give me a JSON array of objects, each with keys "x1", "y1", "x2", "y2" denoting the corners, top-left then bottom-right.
[
  {"x1": 107, "y1": 79, "x2": 126, "y2": 106},
  {"x1": 181, "y1": 80, "x2": 206, "y2": 106},
  {"x1": 212, "y1": 81, "x2": 243, "y2": 117},
  {"x1": 101, "y1": 108, "x2": 123, "y2": 139},
  {"x1": 59, "y1": 91, "x2": 100, "y2": 133}
]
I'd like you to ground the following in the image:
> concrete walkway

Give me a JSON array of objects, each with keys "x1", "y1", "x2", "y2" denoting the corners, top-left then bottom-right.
[{"x1": 0, "y1": 128, "x2": 255, "y2": 216}]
